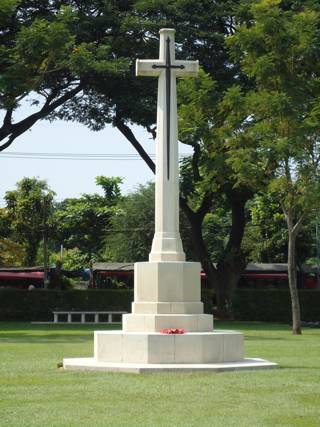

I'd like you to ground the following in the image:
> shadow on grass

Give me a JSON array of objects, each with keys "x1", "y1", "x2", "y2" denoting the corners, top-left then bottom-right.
[
  {"x1": 0, "y1": 323, "x2": 122, "y2": 343},
  {"x1": 279, "y1": 365, "x2": 320, "y2": 370},
  {"x1": 215, "y1": 321, "x2": 291, "y2": 332},
  {"x1": 245, "y1": 335, "x2": 286, "y2": 341},
  {"x1": 0, "y1": 332, "x2": 95, "y2": 343},
  {"x1": 0, "y1": 322, "x2": 121, "y2": 331}
]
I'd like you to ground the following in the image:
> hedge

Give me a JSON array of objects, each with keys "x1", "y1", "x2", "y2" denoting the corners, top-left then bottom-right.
[
  {"x1": 0, "y1": 288, "x2": 318, "y2": 322},
  {"x1": 0, "y1": 288, "x2": 214, "y2": 321},
  {"x1": 233, "y1": 289, "x2": 320, "y2": 322},
  {"x1": 0, "y1": 289, "x2": 133, "y2": 321}
]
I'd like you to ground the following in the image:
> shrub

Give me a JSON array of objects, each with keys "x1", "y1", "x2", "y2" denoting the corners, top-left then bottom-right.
[
  {"x1": 0, "y1": 289, "x2": 133, "y2": 321},
  {"x1": 0, "y1": 289, "x2": 214, "y2": 321},
  {"x1": 233, "y1": 289, "x2": 320, "y2": 322}
]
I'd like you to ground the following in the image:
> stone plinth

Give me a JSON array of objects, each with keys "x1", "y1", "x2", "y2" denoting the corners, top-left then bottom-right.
[
  {"x1": 134, "y1": 261, "x2": 201, "y2": 304},
  {"x1": 123, "y1": 313, "x2": 213, "y2": 332},
  {"x1": 93, "y1": 330, "x2": 243, "y2": 364},
  {"x1": 123, "y1": 260, "x2": 213, "y2": 332}
]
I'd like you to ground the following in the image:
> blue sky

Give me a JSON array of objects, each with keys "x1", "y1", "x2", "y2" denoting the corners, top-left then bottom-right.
[{"x1": 0, "y1": 116, "x2": 192, "y2": 205}]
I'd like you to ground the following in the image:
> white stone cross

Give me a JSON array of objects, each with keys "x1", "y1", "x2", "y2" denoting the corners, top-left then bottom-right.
[{"x1": 136, "y1": 28, "x2": 199, "y2": 262}]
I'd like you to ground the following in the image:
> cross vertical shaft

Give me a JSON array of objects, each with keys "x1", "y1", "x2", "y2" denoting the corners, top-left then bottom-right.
[{"x1": 136, "y1": 28, "x2": 198, "y2": 262}]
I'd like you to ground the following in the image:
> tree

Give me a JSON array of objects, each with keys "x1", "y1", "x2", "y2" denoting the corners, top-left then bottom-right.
[
  {"x1": 54, "y1": 177, "x2": 122, "y2": 263},
  {"x1": 49, "y1": 247, "x2": 89, "y2": 271},
  {"x1": 177, "y1": 69, "x2": 269, "y2": 316},
  {"x1": 104, "y1": 181, "x2": 196, "y2": 263},
  {"x1": 0, "y1": 1, "x2": 266, "y2": 314},
  {"x1": 243, "y1": 193, "x2": 316, "y2": 265},
  {"x1": 228, "y1": 0, "x2": 320, "y2": 333},
  {"x1": 0, "y1": 3, "x2": 247, "y2": 270},
  {"x1": 0, "y1": 237, "x2": 26, "y2": 267},
  {"x1": 4, "y1": 177, "x2": 55, "y2": 266},
  {"x1": 104, "y1": 182, "x2": 155, "y2": 262},
  {"x1": 0, "y1": 1, "x2": 130, "y2": 151},
  {"x1": 242, "y1": 194, "x2": 288, "y2": 263}
]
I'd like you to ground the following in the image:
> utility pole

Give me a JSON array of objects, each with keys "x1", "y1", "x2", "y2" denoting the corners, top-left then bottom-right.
[
  {"x1": 316, "y1": 216, "x2": 320, "y2": 288},
  {"x1": 43, "y1": 196, "x2": 49, "y2": 289},
  {"x1": 60, "y1": 244, "x2": 64, "y2": 263}
]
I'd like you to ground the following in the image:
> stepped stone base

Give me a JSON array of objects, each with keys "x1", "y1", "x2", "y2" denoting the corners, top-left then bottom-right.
[
  {"x1": 63, "y1": 259, "x2": 278, "y2": 373},
  {"x1": 63, "y1": 358, "x2": 278, "y2": 373}
]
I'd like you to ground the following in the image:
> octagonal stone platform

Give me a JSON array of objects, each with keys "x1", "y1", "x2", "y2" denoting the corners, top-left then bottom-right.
[
  {"x1": 94, "y1": 330, "x2": 243, "y2": 364},
  {"x1": 63, "y1": 358, "x2": 278, "y2": 373}
]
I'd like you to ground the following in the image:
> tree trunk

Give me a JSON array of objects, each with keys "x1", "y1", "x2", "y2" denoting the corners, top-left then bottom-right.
[
  {"x1": 180, "y1": 193, "x2": 247, "y2": 319},
  {"x1": 287, "y1": 225, "x2": 302, "y2": 335},
  {"x1": 213, "y1": 195, "x2": 247, "y2": 318},
  {"x1": 186, "y1": 211, "x2": 217, "y2": 291},
  {"x1": 25, "y1": 238, "x2": 40, "y2": 266}
]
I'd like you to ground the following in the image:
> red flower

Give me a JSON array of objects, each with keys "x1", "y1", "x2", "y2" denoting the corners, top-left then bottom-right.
[{"x1": 160, "y1": 328, "x2": 186, "y2": 334}]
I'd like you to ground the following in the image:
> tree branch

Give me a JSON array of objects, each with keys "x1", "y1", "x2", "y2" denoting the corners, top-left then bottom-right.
[
  {"x1": 292, "y1": 212, "x2": 306, "y2": 237},
  {"x1": 196, "y1": 191, "x2": 213, "y2": 219},
  {"x1": 0, "y1": 134, "x2": 16, "y2": 151},
  {"x1": 114, "y1": 116, "x2": 155, "y2": 174},
  {"x1": 2, "y1": 107, "x2": 13, "y2": 129},
  {"x1": 0, "y1": 84, "x2": 83, "y2": 152},
  {"x1": 191, "y1": 142, "x2": 202, "y2": 183}
]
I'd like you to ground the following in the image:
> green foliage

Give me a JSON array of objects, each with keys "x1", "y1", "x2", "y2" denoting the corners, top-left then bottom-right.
[
  {"x1": 53, "y1": 176, "x2": 122, "y2": 263},
  {"x1": 243, "y1": 193, "x2": 318, "y2": 264},
  {"x1": 95, "y1": 176, "x2": 123, "y2": 200},
  {"x1": 242, "y1": 194, "x2": 288, "y2": 262},
  {"x1": 104, "y1": 182, "x2": 196, "y2": 262},
  {"x1": 0, "y1": 289, "x2": 134, "y2": 321},
  {"x1": 233, "y1": 289, "x2": 320, "y2": 322},
  {"x1": 0, "y1": 237, "x2": 26, "y2": 267},
  {"x1": 227, "y1": 0, "x2": 320, "y2": 202},
  {"x1": 49, "y1": 247, "x2": 89, "y2": 271},
  {"x1": 202, "y1": 209, "x2": 232, "y2": 261},
  {"x1": 0, "y1": 1, "x2": 132, "y2": 150},
  {"x1": 4, "y1": 177, "x2": 55, "y2": 266},
  {"x1": 0, "y1": 288, "x2": 214, "y2": 321},
  {"x1": 0, "y1": 3, "x2": 129, "y2": 109},
  {"x1": 1, "y1": 288, "x2": 319, "y2": 323},
  {"x1": 104, "y1": 182, "x2": 155, "y2": 262}
]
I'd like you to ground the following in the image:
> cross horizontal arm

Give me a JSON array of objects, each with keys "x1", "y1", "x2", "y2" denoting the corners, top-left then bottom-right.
[
  {"x1": 174, "y1": 60, "x2": 199, "y2": 77},
  {"x1": 136, "y1": 60, "x2": 163, "y2": 77},
  {"x1": 136, "y1": 60, "x2": 199, "y2": 78}
]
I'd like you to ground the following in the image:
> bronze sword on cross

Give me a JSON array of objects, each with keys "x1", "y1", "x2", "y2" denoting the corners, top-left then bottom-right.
[
  {"x1": 151, "y1": 37, "x2": 185, "y2": 179},
  {"x1": 136, "y1": 29, "x2": 198, "y2": 262},
  {"x1": 136, "y1": 30, "x2": 199, "y2": 181}
]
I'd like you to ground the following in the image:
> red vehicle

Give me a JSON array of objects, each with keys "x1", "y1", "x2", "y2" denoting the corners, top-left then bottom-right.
[
  {"x1": 91, "y1": 262, "x2": 319, "y2": 290},
  {"x1": 0, "y1": 267, "x2": 44, "y2": 289}
]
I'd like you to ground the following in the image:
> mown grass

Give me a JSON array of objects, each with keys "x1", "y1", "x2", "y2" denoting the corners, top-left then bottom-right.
[{"x1": 0, "y1": 321, "x2": 319, "y2": 427}]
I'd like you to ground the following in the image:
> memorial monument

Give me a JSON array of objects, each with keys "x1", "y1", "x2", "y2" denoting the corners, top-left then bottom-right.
[{"x1": 64, "y1": 29, "x2": 277, "y2": 372}]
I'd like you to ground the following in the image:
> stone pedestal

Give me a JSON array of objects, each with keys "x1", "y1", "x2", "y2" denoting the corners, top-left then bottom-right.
[
  {"x1": 63, "y1": 260, "x2": 277, "y2": 372},
  {"x1": 87, "y1": 261, "x2": 243, "y2": 366},
  {"x1": 123, "y1": 261, "x2": 213, "y2": 333}
]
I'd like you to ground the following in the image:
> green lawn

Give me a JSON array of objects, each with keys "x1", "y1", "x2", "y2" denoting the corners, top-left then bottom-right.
[{"x1": 0, "y1": 322, "x2": 319, "y2": 427}]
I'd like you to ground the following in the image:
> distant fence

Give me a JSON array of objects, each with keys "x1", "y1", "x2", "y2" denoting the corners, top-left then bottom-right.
[{"x1": 0, "y1": 288, "x2": 318, "y2": 322}]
